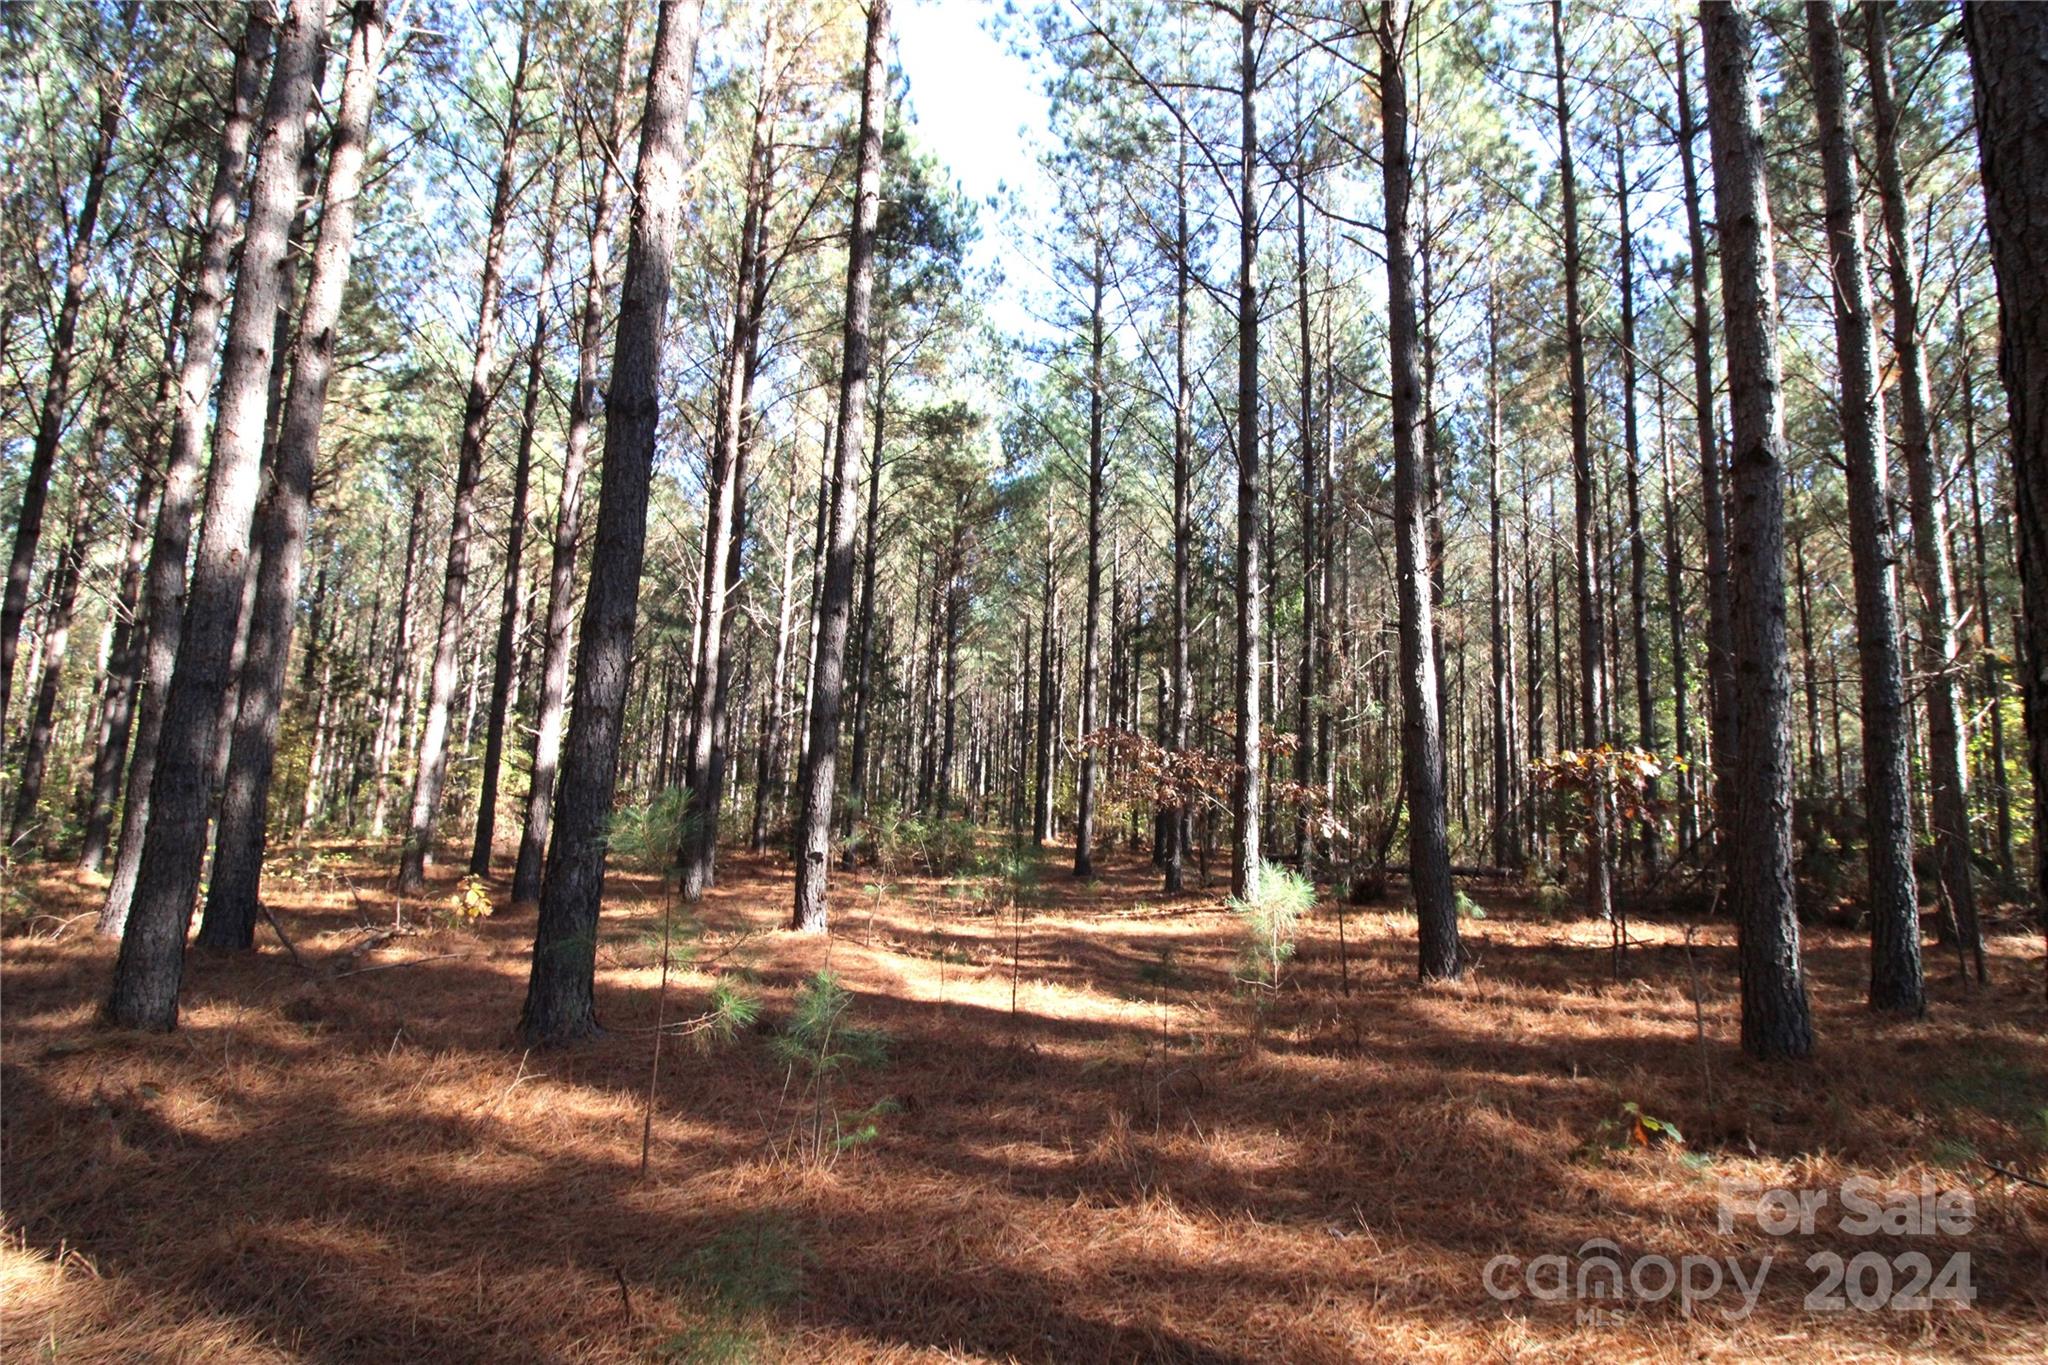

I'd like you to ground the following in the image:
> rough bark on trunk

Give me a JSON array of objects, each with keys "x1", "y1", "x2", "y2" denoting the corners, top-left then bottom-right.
[
  {"x1": 1381, "y1": 0, "x2": 1460, "y2": 980},
  {"x1": 1961, "y1": 0, "x2": 2048, "y2": 987},
  {"x1": 199, "y1": 0, "x2": 389, "y2": 949},
  {"x1": 97, "y1": 2, "x2": 273, "y2": 934},
  {"x1": 1231, "y1": 0, "x2": 1263, "y2": 900},
  {"x1": 105, "y1": 0, "x2": 322, "y2": 1029},
  {"x1": 1551, "y1": 0, "x2": 1611, "y2": 922},
  {"x1": 789, "y1": 0, "x2": 888, "y2": 933},
  {"x1": 1701, "y1": 0, "x2": 1812, "y2": 1060},
  {"x1": 510, "y1": 1, "x2": 634, "y2": 911},
  {"x1": 1165, "y1": 121, "x2": 1192, "y2": 893},
  {"x1": 1806, "y1": 0, "x2": 1921, "y2": 1014},
  {"x1": 1294, "y1": 156, "x2": 1319, "y2": 875},
  {"x1": 520, "y1": 0, "x2": 703, "y2": 1041},
  {"x1": 1867, "y1": 3, "x2": 1981, "y2": 981},
  {"x1": 1676, "y1": 18, "x2": 1736, "y2": 860}
]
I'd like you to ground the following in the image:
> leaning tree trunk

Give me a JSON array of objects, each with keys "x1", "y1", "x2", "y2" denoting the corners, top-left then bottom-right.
[
  {"x1": 399, "y1": 11, "x2": 533, "y2": 894},
  {"x1": 1231, "y1": 0, "x2": 1263, "y2": 901},
  {"x1": 520, "y1": 0, "x2": 703, "y2": 1042},
  {"x1": 790, "y1": 0, "x2": 888, "y2": 933},
  {"x1": 1701, "y1": 0, "x2": 1811, "y2": 1061},
  {"x1": 1806, "y1": 0, "x2": 1921, "y2": 1015},
  {"x1": 1381, "y1": 0, "x2": 1460, "y2": 980},
  {"x1": 3, "y1": 6, "x2": 131, "y2": 743},
  {"x1": 198, "y1": 0, "x2": 390, "y2": 950},
  {"x1": 1867, "y1": 4, "x2": 1981, "y2": 981},
  {"x1": 1961, "y1": 0, "x2": 2048, "y2": 991},
  {"x1": 105, "y1": 0, "x2": 323, "y2": 1030},
  {"x1": 1551, "y1": 0, "x2": 1610, "y2": 922},
  {"x1": 510, "y1": 0, "x2": 634, "y2": 911}
]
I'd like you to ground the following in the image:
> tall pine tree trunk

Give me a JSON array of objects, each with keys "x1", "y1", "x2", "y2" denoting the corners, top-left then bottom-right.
[
  {"x1": 1959, "y1": 330, "x2": 2015, "y2": 888},
  {"x1": 843, "y1": 370, "x2": 886, "y2": 843},
  {"x1": 1961, "y1": 0, "x2": 2048, "y2": 986},
  {"x1": 399, "y1": 11, "x2": 533, "y2": 893},
  {"x1": 199, "y1": 0, "x2": 390, "y2": 949},
  {"x1": 511, "y1": 1, "x2": 634, "y2": 911},
  {"x1": 1551, "y1": 0, "x2": 1610, "y2": 921},
  {"x1": 1381, "y1": 0, "x2": 1459, "y2": 980},
  {"x1": 1701, "y1": 0, "x2": 1811, "y2": 1060},
  {"x1": 1486, "y1": 276, "x2": 1519, "y2": 872},
  {"x1": 10, "y1": 499, "x2": 91, "y2": 847},
  {"x1": 1165, "y1": 121, "x2": 1192, "y2": 893},
  {"x1": 3, "y1": 3, "x2": 133, "y2": 742},
  {"x1": 105, "y1": 0, "x2": 323, "y2": 1029},
  {"x1": 1231, "y1": 0, "x2": 1263, "y2": 900},
  {"x1": 1294, "y1": 157, "x2": 1319, "y2": 875},
  {"x1": 1658, "y1": 398, "x2": 1695, "y2": 852},
  {"x1": 97, "y1": 1, "x2": 272, "y2": 934},
  {"x1": 472, "y1": 175, "x2": 563, "y2": 875},
  {"x1": 1075, "y1": 247, "x2": 1105, "y2": 878},
  {"x1": 1807, "y1": 0, "x2": 1921, "y2": 1014},
  {"x1": 1867, "y1": 4, "x2": 1981, "y2": 981},
  {"x1": 682, "y1": 95, "x2": 772, "y2": 902},
  {"x1": 1675, "y1": 18, "x2": 1736, "y2": 860},
  {"x1": 520, "y1": 0, "x2": 703, "y2": 1040},
  {"x1": 1033, "y1": 499, "x2": 1057, "y2": 847},
  {"x1": 1618, "y1": 136, "x2": 1656, "y2": 868},
  {"x1": 789, "y1": 0, "x2": 888, "y2": 933}
]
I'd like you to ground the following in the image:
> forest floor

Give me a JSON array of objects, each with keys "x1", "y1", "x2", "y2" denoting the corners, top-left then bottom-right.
[{"x1": 3, "y1": 840, "x2": 2046, "y2": 1362}]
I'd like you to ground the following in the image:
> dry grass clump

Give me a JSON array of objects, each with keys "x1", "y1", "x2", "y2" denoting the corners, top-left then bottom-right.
[{"x1": 3, "y1": 843, "x2": 2044, "y2": 1361}]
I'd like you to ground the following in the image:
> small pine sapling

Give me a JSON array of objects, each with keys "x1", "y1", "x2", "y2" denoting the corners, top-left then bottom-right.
[
  {"x1": 1229, "y1": 862, "x2": 1314, "y2": 1046},
  {"x1": 771, "y1": 970, "x2": 891, "y2": 1165}
]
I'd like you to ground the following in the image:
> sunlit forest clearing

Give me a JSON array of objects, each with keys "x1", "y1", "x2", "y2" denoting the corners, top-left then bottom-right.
[
  {"x1": 7, "y1": 847, "x2": 2044, "y2": 1360},
  {"x1": 6, "y1": 0, "x2": 2048, "y2": 1356}
]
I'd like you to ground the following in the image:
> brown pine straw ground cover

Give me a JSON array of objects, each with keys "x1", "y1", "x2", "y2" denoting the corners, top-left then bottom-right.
[{"x1": 3, "y1": 841, "x2": 2045, "y2": 1362}]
